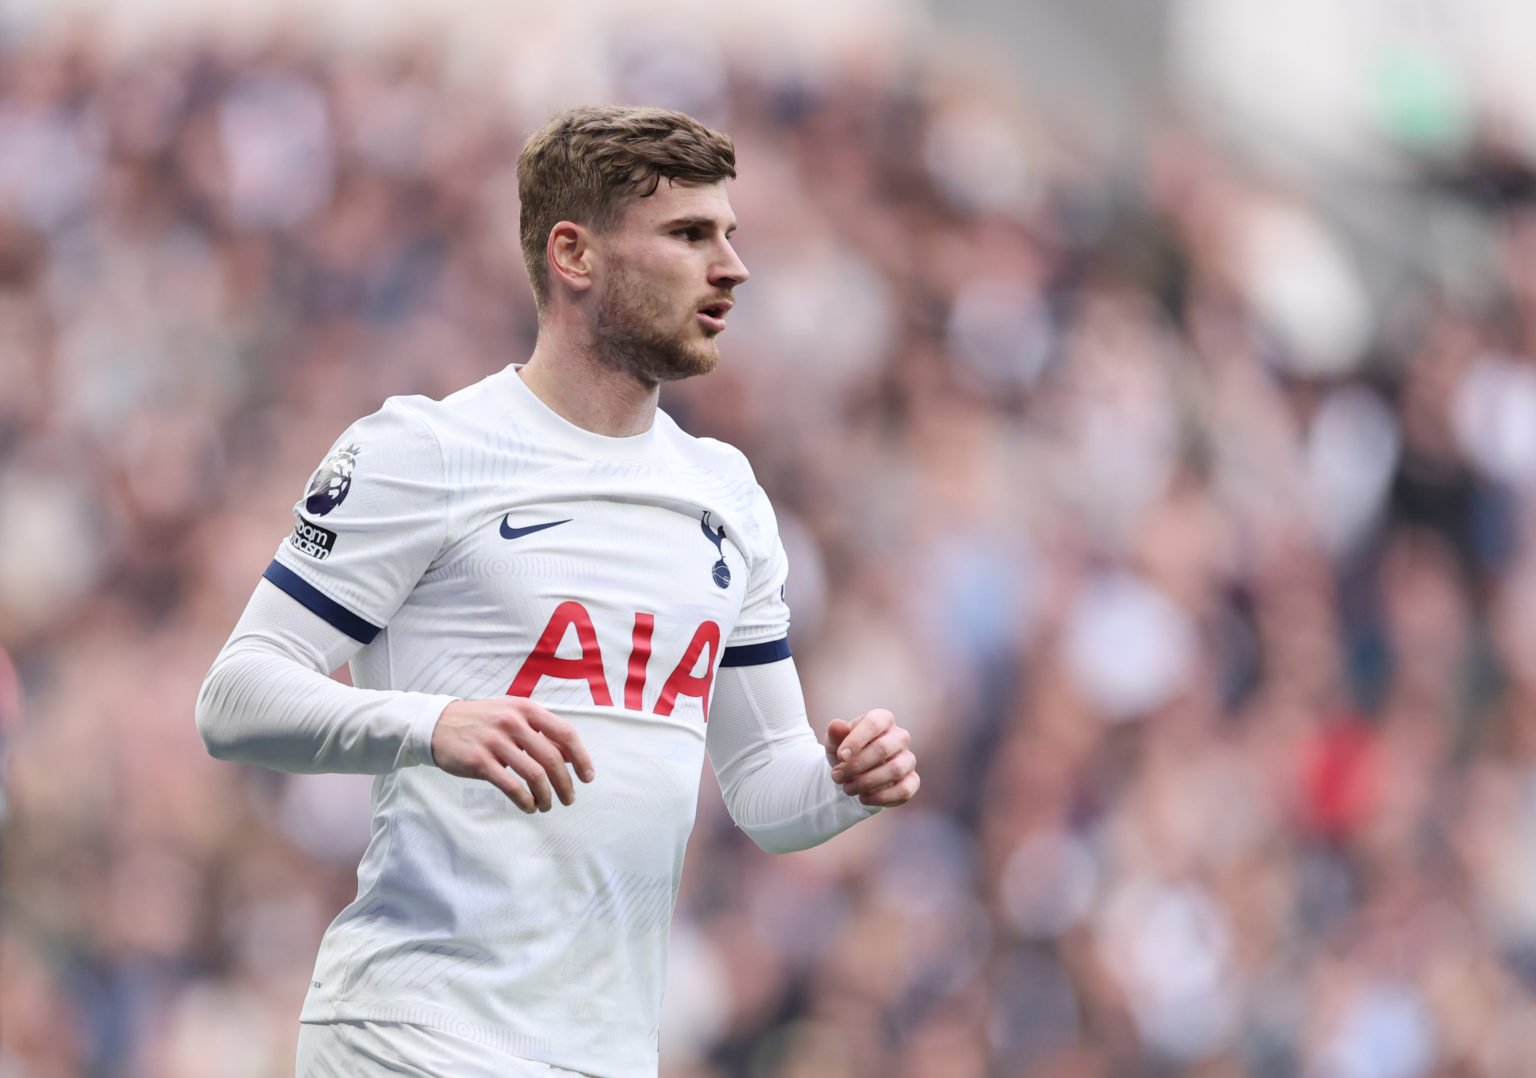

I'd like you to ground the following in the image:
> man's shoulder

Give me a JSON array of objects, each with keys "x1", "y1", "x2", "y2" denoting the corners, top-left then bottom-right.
[
  {"x1": 655, "y1": 410, "x2": 756, "y2": 483},
  {"x1": 653, "y1": 412, "x2": 781, "y2": 552},
  {"x1": 363, "y1": 368, "x2": 516, "y2": 448}
]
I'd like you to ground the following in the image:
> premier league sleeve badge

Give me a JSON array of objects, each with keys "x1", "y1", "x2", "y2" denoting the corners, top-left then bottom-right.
[{"x1": 304, "y1": 444, "x2": 361, "y2": 517}]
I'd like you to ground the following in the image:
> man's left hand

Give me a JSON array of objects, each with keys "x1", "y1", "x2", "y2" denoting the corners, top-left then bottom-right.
[{"x1": 825, "y1": 708, "x2": 920, "y2": 807}]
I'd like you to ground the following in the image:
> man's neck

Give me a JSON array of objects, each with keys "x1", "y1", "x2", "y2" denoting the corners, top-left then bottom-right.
[{"x1": 519, "y1": 334, "x2": 660, "y2": 438}]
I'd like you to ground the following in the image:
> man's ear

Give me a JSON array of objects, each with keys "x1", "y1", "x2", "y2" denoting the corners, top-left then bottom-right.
[{"x1": 547, "y1": 222, "x2": 595, "y2": 295}]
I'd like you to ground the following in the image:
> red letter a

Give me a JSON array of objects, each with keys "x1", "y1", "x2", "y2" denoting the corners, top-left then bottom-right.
[
  {"x1": 508, "y1": 601, "x2": 613, "y2": 706},
  {"x1": 655, "y1": 621, "x2": 722, "y2": 721}
]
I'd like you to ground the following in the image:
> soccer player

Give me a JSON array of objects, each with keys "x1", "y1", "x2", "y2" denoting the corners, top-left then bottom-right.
[{"x1": 195, "y1": 105, "x2": 920, "y2": 1077}]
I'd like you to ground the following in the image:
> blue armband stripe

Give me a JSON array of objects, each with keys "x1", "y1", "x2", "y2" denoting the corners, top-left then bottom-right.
[
  {"x1": 262, "y1": 560, "x2": 382, "y2": 644},
  {"x1": 719, "y1": 637, "x2": 792, "y2": 667}
]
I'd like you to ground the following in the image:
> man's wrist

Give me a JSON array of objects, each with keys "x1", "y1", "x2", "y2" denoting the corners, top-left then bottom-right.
[{"x1": 403, "y1": 694, "x2": 461, "y2": 768}]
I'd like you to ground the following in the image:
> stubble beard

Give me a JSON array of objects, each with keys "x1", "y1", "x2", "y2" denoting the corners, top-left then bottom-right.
[{"x1": 592, "y1": 262, "x2": 719, "y2": 386}]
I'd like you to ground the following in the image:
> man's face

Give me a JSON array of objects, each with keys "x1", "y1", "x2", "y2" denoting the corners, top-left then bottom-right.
[{"x1": 589, "y1": 180, "x2": 748, "y2": 385}]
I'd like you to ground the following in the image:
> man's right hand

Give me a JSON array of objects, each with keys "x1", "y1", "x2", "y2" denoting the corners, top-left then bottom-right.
[{"x1": 430, "y1": 699, "x2": 596, "y2": 814}]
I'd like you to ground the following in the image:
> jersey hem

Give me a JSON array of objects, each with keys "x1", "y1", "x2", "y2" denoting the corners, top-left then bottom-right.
[{"x1": 299, "y1": 999, "x2": 651, "y2": 1077}]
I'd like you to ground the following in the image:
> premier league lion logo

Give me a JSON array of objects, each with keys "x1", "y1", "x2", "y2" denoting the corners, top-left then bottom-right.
[{"x1": 304, "y1": 443, "x2": 360, "y2": 517}]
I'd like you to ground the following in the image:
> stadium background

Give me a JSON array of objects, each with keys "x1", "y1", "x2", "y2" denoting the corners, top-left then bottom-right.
[{"x1": 6, "y1": 0, "x2": 1536, "y2": 1074}]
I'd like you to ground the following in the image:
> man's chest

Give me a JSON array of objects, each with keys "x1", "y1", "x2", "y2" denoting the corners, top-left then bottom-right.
[{"x1": 411, "y1": 474, "x2": 753, "y2": 718}]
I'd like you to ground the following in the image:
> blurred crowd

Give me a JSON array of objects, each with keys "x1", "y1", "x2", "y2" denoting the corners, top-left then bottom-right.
[{"x1": 6, "y1": 12, "x2": 1536, "y2": 1078}]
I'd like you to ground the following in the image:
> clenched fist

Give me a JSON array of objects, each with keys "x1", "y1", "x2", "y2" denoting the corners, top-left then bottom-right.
[{"x1": 825, "y1": 708, "x2": 920, "y2": 807}]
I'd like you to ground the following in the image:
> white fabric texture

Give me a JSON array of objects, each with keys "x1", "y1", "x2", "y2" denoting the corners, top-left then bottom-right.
[
  {"x1": 196, "y1": 579, "x2": 450, "y2": 773},
  {"x1": 295, "y1": 1019, "x2": 591, "y2": 1077},
  {"x1": 708, "y1": 661, "x2": 879, "y2": 853}
]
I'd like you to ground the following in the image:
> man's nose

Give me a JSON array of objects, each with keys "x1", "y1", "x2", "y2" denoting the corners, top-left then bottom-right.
[{"x1": 711, "y1": 242, "x2": 749, "y2": 288}]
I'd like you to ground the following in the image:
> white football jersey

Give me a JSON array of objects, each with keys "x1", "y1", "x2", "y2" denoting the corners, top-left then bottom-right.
[{"x1": 265, "y1": 366, "x2": 792, "y2": 1076}]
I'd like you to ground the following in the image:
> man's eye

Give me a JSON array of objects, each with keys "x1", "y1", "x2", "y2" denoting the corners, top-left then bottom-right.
[{"x1": 675, "y1": 227, "x2": 704, "y2": 241}]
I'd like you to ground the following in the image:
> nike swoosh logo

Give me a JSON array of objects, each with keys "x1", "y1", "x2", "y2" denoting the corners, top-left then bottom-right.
[{"x1": 499, "y1": 516, "x2": 571, "y2": 540}]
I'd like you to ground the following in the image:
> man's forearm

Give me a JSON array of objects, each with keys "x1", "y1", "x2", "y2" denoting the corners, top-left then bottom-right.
[
  {"x1": 195, "y1": 580, "x2": 452, "y2": 774},
  {"x1": 708, "y1": 661, "x2": 879, "y2": 854},
  {"x1": 714, "y1": 732, "x2": 879, "y2": 853}
]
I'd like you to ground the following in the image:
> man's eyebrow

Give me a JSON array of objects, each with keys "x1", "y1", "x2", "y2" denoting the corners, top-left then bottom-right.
[{"x1": 663, "y1": 216, "x2": 738, "y2": 235}]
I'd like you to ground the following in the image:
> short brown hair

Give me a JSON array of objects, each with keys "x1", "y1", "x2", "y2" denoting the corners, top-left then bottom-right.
[{"x1": 517, "y1": 106, "x2": 736, "y2": 306}]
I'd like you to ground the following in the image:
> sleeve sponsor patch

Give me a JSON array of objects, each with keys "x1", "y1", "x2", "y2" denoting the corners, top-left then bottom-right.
[{"x1": 289, "y1": 514, "x2": 338, "y2": 560}]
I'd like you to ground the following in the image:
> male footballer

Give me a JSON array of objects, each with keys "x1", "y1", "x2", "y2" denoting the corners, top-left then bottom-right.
[{"x1": 196, "y1": 105, "x2": 919, "y2": 1076}]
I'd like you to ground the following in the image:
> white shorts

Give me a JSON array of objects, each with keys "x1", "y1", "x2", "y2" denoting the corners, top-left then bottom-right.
[{"x1": 294, "y1": 1020, "x2": 592, "y2": 1077}]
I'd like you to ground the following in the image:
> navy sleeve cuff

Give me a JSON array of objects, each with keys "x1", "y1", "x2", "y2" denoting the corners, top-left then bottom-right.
[
  {"x1": 262, "y1": 560, "x2": 382, "y2": 644},
  {"x1": 719, "y1": 637, "x2": 792, "y2": 667}
]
